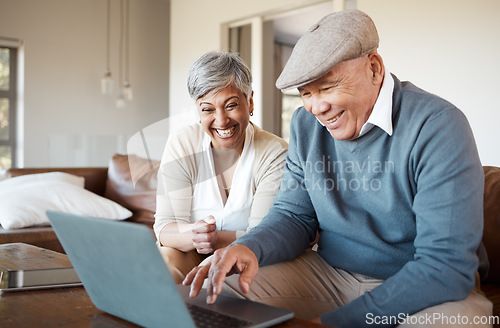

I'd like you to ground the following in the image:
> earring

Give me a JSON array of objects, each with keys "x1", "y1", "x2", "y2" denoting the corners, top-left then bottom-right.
[{"x1": 250, "y1": 112, "x2": 254, "y2": 116}]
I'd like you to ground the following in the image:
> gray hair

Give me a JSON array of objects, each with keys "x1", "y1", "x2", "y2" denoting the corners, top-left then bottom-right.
[{"x1": 187, "y1": 51, "x2": 252, "y2": 102}]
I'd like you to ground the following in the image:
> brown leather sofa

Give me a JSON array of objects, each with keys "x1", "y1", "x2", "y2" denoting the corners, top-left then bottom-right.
[
  {"x1": 1, "y1": 159, "x2": 499, "y2": 321},
  {"x1": 480, "y1": 166, "x2": 500, "y2": 324},
  {"x1": 0, "y1": 154, "x2": 159, "y2": 253}
]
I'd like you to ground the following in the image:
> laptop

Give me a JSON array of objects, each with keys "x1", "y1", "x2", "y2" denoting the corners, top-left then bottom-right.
[{"x1": 46, "y1": 211, "x2": 294, "y2": 328}]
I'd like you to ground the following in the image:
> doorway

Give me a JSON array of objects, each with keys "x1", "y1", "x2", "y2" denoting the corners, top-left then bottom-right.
[{"x1": 222, "y1": 0, "x2": 357, "y2": 139}]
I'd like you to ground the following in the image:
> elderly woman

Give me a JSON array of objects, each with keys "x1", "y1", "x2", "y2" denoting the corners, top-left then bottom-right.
[{"x1": 154, "y1": 51, "x2": 288, "y2": 283}]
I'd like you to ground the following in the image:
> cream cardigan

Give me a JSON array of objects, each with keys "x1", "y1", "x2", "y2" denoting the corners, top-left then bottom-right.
[{"x1": 154, "y1": 122, "x2": 288, "y2": 242}]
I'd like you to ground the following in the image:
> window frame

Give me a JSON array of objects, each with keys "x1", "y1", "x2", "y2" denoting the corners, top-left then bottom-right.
[{"x1": 0, "y1": 46, "x2": 18, "y2": 168}]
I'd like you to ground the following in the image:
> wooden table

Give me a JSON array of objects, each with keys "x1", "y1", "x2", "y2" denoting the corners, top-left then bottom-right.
[{"x1": 0, "y1": 243, "x2": 330, "y2": 327}]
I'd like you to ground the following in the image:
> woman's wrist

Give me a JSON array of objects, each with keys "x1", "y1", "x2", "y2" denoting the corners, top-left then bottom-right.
[{"x1": 159, "y1": 222, "x2": 197, "y2": 251}]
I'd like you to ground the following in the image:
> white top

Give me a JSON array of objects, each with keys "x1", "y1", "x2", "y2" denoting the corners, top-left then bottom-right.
[
  {"x1": 154, "y1": 123, "x2": 288, "y2": 243},
  {"x1": 191, "y1": 123, "x2": 255, "y2": 231}
]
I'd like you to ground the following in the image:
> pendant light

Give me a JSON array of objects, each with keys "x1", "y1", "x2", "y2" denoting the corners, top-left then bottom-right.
[
  {"x1": 101, "y1": 0, "x2": 133, "y2": 108},
  {"x1": 101, "y1": 0, "x2": 113, "y2": 95},
  {"x1": 116, "y1": 0, "x2": 125, "y2": 108},
  {"x1": 123, "y1": 0, "x2": 133, "y2": 101}
]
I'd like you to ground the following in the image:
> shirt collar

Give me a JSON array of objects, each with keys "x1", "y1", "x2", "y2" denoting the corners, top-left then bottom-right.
[{"x1": 357, "y1": 68, "x2": 394, "y2": 138}]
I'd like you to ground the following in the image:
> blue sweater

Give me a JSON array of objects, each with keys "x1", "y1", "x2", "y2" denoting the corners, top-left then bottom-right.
[{"x1": 236, "y1": 75, "x2": 485, "y2": 327}]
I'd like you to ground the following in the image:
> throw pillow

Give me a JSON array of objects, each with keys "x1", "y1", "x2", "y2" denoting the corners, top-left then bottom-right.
[{"x1": 0, "y1": 177, "x2": 132, "y2": 230}]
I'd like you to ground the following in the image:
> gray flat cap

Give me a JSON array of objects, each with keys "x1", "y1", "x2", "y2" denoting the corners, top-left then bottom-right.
[{"x1": 276, "y1": 9, "x2": 379, "y2": 91}]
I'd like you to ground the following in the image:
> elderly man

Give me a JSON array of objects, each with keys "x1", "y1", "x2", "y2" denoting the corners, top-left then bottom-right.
[{"x1": 184, "y1": 9, "x2": 492, "y2": 327}]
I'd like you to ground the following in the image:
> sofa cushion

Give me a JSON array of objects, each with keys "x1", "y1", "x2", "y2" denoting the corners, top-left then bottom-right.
[
  {"x1": 483, "y1": 166, "x2": 500, "y2": 284},
  {"x1": 0, "y1": 177, "x2": 132, "y2": 230},
  {"x1": 105, "y1": 154, "x2": 160, "y2": 227}
]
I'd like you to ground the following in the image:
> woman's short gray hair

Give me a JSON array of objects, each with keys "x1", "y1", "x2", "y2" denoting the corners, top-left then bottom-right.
[{"x1": 187, "y1": 51, "x2": 252, "y2": 102}]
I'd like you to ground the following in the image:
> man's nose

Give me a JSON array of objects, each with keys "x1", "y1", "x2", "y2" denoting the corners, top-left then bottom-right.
[{"x1": 310, "y1": 96, "x2": 330, "y2": 116}]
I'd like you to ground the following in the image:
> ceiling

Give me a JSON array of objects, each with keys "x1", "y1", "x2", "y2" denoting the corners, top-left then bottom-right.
[{"x1": 273, "y1": 2, "x2": 333, "y2": 46}]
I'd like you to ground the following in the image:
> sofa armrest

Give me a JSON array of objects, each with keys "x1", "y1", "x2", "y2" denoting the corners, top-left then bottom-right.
[
  {"x1": 483, "y1": 166, "x2": 500, "y2": 284},
  {"x1": 5, "y1": 167, "x2": 108, "y2": 196}
]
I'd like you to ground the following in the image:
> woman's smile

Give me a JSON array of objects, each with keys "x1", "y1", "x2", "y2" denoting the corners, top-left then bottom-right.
[{"x1": 214, "y1": 125, "x2": 237, "y2": 138}]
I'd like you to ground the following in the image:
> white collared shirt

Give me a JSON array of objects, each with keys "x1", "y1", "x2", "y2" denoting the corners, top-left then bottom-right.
[{"x1": 357, "y1": 68, "x2": 394, "y2": 138}]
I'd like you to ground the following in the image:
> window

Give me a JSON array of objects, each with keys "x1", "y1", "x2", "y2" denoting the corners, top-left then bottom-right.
[
  {"x1": 281, "y1": 89, "x2": 302, "y2": 142},
  {"x1": 0, "y1": 46, "x2": 17, "y2": 169}
]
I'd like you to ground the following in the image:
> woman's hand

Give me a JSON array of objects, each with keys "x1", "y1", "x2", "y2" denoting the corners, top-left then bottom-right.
[{"x1": 191, "y1": 216, "x2": 217, "y2": 254}]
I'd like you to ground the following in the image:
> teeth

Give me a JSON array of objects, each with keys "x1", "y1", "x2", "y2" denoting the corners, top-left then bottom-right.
[
  {"x1": 216, "y1": 126, "x2": 235, "y2": 137},
  {"x1": 327, "y1": 113, "x2": 342, "y2": 124}
]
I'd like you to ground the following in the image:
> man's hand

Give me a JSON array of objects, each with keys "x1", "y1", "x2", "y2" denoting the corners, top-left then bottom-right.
[
  {"x1": 182, "y1": 244, "x2": 259, "y2": 304},
  {"x1": 191, "y1": 216, "x2": 217, "y2": 254}
]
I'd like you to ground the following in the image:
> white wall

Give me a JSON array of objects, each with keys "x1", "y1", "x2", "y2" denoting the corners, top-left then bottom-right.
[
  {"x1": 358, "y1": 0, "x2": 500, "y2": 166},
  {"x1": 170, "y1": 0, "x2": 500, "y2": 166},
  {"x1": 0, "y1": 0, "x2": 170, "y2": 167}
]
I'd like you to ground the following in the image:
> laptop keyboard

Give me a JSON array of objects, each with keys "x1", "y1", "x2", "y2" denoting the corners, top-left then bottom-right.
[{"x1": 187, "y1": 303, "x2": 253, "y2": 328}]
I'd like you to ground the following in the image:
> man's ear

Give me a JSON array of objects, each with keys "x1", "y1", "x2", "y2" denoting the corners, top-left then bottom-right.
[{"x1": 368, "y1": 52, "x2": 385, "y2": 85}]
